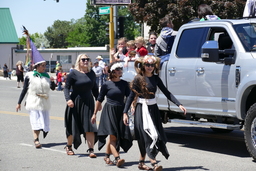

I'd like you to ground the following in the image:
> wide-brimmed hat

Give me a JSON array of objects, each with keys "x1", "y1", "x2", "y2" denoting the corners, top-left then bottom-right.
[{"x1": 96, "y1": 55, "x2": 103, "y2": 60}]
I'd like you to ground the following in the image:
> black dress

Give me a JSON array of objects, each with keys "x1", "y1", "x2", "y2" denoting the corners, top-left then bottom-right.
[
  {"x1": 97, "y1": 80, "x2": 132, "y2": 152},
  {"x1": 64, "y1": 69, "x2": 99, "y2": 149},
  {"x1": 123, "y1": 75, "x2": 181, "y2": 159}
]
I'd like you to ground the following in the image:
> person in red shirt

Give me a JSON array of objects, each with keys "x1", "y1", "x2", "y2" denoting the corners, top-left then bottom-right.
[
  {"x1": 125, "y1": 40, "x2": 136, "y2": 56},
  {"x1": 57, "y1": 69, "x2": 63, "y2": 91},
  {"x1": 135, "y1": 36, "x2": 148, "y2": 57}
]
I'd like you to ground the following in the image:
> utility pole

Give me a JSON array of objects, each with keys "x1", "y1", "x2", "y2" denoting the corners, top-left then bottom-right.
[{"x1": 109, "y1": 6, "x2": 115, "y2": 63}]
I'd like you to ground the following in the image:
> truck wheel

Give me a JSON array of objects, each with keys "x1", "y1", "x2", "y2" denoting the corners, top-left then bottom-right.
[{"x1": 244, "y1": 103, "x2": 256, "y2": 161}]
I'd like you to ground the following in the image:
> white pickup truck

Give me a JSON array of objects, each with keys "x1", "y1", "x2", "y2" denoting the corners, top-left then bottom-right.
[{"x1": 122, "y1": 18, "x2": 256, "y2": 160}]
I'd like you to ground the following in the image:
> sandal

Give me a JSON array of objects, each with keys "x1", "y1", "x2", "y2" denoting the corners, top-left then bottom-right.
[
  {"x1": 138, "y1": 160, "x2": 153, "y2": 170},
  {"x1": 113, "y1": 156, "x2": 125, "y2": 167},
  {"x1": 104, "y1": 154, "x2": 113, "y2": 165},
  {"x1": 151, "y1": 163, "x2": 163, "y2": 171},
  {"x1": 64, "y1": 145, "x2": 75, "y2": 155},
  {"x1": 87, "y1": 148, "x2": 97, "y2": 158},
  {"x1": 34, "y1": 138, "x2": 42, "y2": 148}
]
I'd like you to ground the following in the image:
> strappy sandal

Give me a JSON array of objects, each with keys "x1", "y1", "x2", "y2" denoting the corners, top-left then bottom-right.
[
  {"x1": 151, "y1": 162, "x2": 163, "y2": 171},
  {"x1": 64, "y1": 145, "x2": 75, "y2": 155},
  {"x1": 138, "y1": 160, "x2": 153, "y2": 170},
  {"x1": 87, "y1": 148, "x2": 97, "y2": 158},
  {"x1": 104, "y1": 154, "x2": 113, "y2": 165},
  {"x1": 113, "y1": 156, "x2": 125, "y2": 167},
  {"x1": 34, "y1": 138, "x2": 42, "y2": 148}
]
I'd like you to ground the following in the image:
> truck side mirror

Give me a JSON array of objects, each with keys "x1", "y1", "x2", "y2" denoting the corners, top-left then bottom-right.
[
  {"x1": 201, "y1": 41, "x2": 219, "y2": 62},
  {"x1": 201, "y1": 41, "x2": 236, "y2": 65}
]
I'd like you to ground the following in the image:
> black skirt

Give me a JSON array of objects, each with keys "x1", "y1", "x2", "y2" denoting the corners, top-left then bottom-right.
[
  {"x1": 65, "y1": 95, "x2": 97, "y2": 149},
  {"x1": 98, "y1": 103, "x2": 132, "y2": 152},
  {"x1": 134, "y1": 103, "x2": 169, "y2": 159}
]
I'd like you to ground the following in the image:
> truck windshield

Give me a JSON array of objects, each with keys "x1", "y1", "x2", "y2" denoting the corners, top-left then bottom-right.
[{"x1": 234, "y1": 23, "x2": 256, "y2": 52}]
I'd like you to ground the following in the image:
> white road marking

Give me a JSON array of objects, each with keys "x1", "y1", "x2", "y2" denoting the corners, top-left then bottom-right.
[{"x1": 20, "y1": 143, "x2": 66, "y2": 154}]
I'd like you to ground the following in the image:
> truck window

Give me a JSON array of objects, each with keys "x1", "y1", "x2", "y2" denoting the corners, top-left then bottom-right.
[
  {"x1": 234, "y1": 24, "x2": 256, "y2": 52},
  {"x1": 176, "y1": 27, "x2": 208, "y2": 58}
]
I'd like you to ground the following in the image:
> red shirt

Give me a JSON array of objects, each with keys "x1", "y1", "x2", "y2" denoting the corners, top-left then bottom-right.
[
  {"x1": 57, "y1": 72, "x2": 63, "y2": 82},
  {"x1": 125, "y1": 49, "x2": 135, "y2": 56},
  {"x1": 136, "y1": 46, "x2": 148, "y2": 57}
]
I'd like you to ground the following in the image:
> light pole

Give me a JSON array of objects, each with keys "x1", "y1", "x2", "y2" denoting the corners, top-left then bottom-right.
[{"x1": 49, "y1": 53, "x2": 53, "y2": 73}]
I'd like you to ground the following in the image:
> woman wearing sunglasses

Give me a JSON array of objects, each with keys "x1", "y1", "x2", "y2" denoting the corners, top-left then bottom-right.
[
  {"x1": 123, "y1": 56, "x2": 186, "y2": 171},
  {"x1": 92, "y1": 62, "x2": 132, "y2": 167},
  {"x1": 63, "y1": 54, "x2": 99, "y2": 157}
]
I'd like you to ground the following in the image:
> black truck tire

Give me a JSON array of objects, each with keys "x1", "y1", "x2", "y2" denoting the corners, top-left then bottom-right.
[{"x1": 244, "y1": 103, "x2": 256, "y2": 161}]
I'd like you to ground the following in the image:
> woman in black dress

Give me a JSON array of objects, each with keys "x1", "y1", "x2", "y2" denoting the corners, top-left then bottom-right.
[
  {"x1": 123, "y1": 56, "x2": 186, "y2": 171},
  {"x1": 92, "y1": 62, "x2": 132, "y2": 167},
  {"x1": 63, "y1": 54, "x2": 99, "y2": 157}
]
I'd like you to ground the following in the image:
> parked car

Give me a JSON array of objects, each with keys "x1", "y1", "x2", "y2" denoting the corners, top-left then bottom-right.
[{"x1": 46, "y1": 60, "x2": 56, "y2": 73}]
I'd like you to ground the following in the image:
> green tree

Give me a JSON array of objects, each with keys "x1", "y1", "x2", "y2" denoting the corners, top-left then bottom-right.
[
  {"x1": 19, "y1": 33, "x2": 49, "y2": 48},
  {"x1": 118, "y1": 6, "x2": 140, "y2": 40},
  {"x1": 128, "y1": 0, "x2": 246, "y2": 33},
  {"x1": 66, "y1": 2, "x2": 109, "y2": 47},
  {"x1": 44, "y1": 20, "x2": 73, "y2": 48}
]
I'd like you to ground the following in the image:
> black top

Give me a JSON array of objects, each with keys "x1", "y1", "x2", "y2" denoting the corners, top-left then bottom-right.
[
  {"x1": 16, "y1": 66, "x2": 24, "y2": 76},
  {"x1": 64, "y1": 69, "x2": 98, "y2": 101},
  {"x1": 123, "y1": 75, "x2": 181, "y2": 113},
  {"x1": 97, "y1": 79, "x2": 130, "y2": 106},
  {"x1": 146, "y1": 44, "x2": 155, "y2": 54}
]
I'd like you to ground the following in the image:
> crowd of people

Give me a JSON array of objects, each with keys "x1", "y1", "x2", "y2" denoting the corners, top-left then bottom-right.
[
  {"x1": 14, "y1": 52, "x2": 187, "y2": 171},
  {"x1": 13, "y1": 5, "x2": 232, "y2": 169}
]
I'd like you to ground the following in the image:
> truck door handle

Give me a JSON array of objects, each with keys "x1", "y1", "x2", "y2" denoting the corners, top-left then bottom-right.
[
  {"x1": 196, "y1": 67, "x2": 205, "y2": 74},
  {"x1": 168, "y1": 67, "x2": 176, "y2": 73}
]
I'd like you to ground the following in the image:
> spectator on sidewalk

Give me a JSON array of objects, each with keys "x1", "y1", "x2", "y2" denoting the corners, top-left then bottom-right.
[
  {"x1": 16, "y1": 61, "x2": 24, "y2": 88},
  {"x1": 92, "y1": 61, "x2": 103, "y2": 87}
]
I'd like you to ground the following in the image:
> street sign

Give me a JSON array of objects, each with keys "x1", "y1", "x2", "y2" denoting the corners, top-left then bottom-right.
[{"x1": 99, "y1": 7, "x2": 110, "y2": 15}]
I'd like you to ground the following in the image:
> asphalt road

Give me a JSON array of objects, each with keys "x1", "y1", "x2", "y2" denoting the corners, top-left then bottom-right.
[{"x1": 0, "y1": 75, "x2": 256, "y2": 171}]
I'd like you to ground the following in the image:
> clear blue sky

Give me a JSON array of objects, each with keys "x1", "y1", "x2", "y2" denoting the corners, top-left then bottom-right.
[{"x1": 0, "y1": 0, "x2": 87, "y2": 38}]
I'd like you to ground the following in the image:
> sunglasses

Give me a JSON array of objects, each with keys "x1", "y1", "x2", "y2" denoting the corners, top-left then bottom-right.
[
  {"x1": 144, "y1": 63, "x2": 155, "y2": 67},
  {"x1": 81, "y1": 58, "x2": 90, "y2": 62},
  {"x1": 115, "y1": 67, "x2": 123, "y2": 71}
]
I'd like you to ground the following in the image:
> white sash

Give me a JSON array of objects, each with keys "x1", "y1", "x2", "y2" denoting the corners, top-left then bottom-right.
[{"x1": 137, "y1": 98, "x2": 158, "y2": 149}]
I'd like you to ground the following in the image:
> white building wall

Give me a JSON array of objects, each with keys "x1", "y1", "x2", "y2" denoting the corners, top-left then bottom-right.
[{"x1": 13, "y1": 46, "x2": 110, "y2": 72}]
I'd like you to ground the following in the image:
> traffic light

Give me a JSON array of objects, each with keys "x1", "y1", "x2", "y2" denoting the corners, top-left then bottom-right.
[
  {"x1": 105, "y1": 22, "x2": 110, "y2": 38},
  {"x1": 117, "y1": 17, "x2": 124, "y2": 38}
]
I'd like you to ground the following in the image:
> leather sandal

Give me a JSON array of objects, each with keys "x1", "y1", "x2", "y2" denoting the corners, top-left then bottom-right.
[
  {"x1": 104, "y1": 154, "x2": 113, "y2": 165},
  {"x1": 113, "y1": 156, "x2": 125, "y2": 167},
  {"x1": 151, "y1": 163, "x2": 163, "y2": 171},
  {"x1": 34, "y1": 138, "x2": 42, "y2": 148},
  {"x1": 104, "y1": 157, "x2": 113, "y2": 165},
  {"x1": 64, "y1": 145, "x2": 75, "y2": 155},
  {"x1": 87, "y1": 148, "x2": 97, "y2": 158},
  {"x1": 138, "y1": 161, "x2": 153, "y2": 170}
]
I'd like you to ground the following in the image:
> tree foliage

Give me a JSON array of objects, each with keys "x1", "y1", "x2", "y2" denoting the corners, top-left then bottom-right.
[
  {"x1": 128, "y1": 0, "x2": 246, "y2": 33},
  {"x1": 118, "y1": 6, "x2": 140, "y2": 40},
  {"x1": 19, "y1": 33, "x2": 49, "y2": 48},
  {"x1": 44, "y1": 20, "x2": 73, "y2": 48}
]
